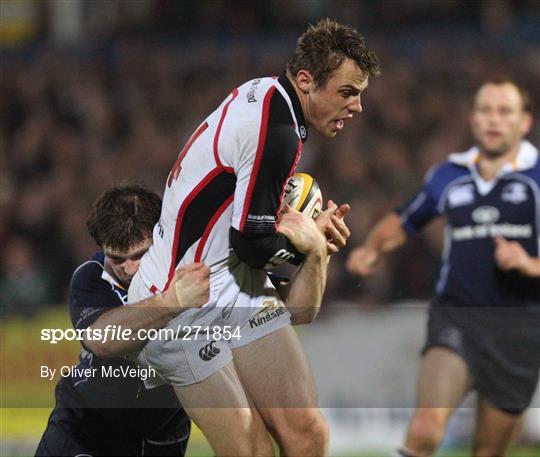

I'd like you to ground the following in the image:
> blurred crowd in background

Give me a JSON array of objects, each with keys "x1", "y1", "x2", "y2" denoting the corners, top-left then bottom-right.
[{"x1": 1, "y1": 0, "x2": 539, "y2": 316}]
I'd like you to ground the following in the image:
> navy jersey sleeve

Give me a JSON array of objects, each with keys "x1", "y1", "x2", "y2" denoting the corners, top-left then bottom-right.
[
  {"x1": 69, "y1": 261, "x2": 124, "y2": 330},
  {"x1": 396, "y1": 165, "x2": 445, "y2": 235}
]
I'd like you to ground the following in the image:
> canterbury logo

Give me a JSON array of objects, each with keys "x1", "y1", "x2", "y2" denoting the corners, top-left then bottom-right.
[
  {"x1": 266, "y1": 249, "x2": 295, "y2": 267},
  {"x1": 198, "y1": 340, "x2": 221, "y2": 361}
]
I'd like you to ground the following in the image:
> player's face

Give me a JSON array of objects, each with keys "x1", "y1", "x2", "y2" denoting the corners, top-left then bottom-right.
[
  {"x1": 305, "y1": 59, "x2": 369, "y2": 138},
  {"x1": 470, "y1": 83, "x2": 532, "y2": 157},
  {"x1": 103, "y1": 237, "x2": 152, "y2": 288}
]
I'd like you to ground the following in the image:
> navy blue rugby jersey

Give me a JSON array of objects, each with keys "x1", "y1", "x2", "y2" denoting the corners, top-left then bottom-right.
[
  {"x1": 397, "y1": 141, "x2": 540, "y2": 307},
  {"x1": 62, "y1": 252, "x2": 187, "y2": 430}
]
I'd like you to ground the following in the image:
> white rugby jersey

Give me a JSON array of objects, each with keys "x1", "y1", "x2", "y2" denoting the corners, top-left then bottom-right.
[{"x1": 139, "y1": 75, "x2": 308, "y2": 293}]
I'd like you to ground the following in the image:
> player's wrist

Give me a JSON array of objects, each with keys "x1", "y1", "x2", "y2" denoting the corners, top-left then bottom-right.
[
  {"x1": 305, "y1": 244, "x2": 327, "y2": 262},
  {"x1": 362, "y1": 241, "x2": 381, "y2": 258},
  {"x1": 157, "y1": 290, "x2": 183, "y2": 317},
  {"x1": 523, "y1": 257, "x2": 540, "y2": 277},
  {"x1": 303, "y1": 234, "x2": 327, "y2": 257}
]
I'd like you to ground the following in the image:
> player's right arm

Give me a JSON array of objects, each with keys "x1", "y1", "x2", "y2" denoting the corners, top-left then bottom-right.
[
  {"x1": 71, "y1": 263, "x2": 209, "y2": 358},
  {"x1": 347, "y1": 165, "x2": 444, "y2": 277},
  {"x1": 346, "y1": 212, "x2": 407, "y2": 276}
]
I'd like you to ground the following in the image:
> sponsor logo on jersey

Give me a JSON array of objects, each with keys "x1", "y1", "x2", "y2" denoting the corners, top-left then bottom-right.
[
  {"x1": 448, "y1": 184, "x2": 475, "y2": 208},
  {"x1": 199, "y1": 340, "x2": 221, "y2": 361},
  {"x1": 501, "y1": 182, "x2": 528, "y2": 204},
  {"x1": 452, "y1": 223, "x2": 532, "y2": 241},
  {"x1": 246, "y1": 214, "x2": 276, "y2": 223},
  {"x1": 249, "y1": 305, "x2": 287, "y2": 328},
  {"x1": 472, "y1": 206, "x2": 500, "y2": 224},
  {"x1": 299, "y1": 125, "x2": 307, "y2": 139},
  {"x1": 247, "y1": 79, "x2": 261, "y2": 103}
]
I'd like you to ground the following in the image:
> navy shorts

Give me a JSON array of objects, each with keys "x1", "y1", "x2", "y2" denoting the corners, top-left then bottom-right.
[
  {"x1": 423, "y1": 306, "x2": 540, "y2": 414},
  {"x1": 35, "y1": 407, "x2": 190, "y2": 456},
  {"x1": 35, "y1": 379, "x2": 190, "y2": 456}
]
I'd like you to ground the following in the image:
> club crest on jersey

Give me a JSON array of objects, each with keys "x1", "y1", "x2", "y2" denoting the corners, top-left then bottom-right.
[
  {"x1": 447, "y1": 184, "x2": 475, "y2": 208},
  {"x1": 472, "y1": 206, "x2": 500, "y2": 225},
  {"x1": 501, "y1": 182, "x2": 527, "y2": 204}
]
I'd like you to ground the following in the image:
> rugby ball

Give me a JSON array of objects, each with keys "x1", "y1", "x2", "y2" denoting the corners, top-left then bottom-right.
[{"x1": 282, "y1": 173, "x2": 323, "y2": 219}]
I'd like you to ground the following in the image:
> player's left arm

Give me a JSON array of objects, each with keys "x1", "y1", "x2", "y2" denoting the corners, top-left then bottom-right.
[
  {"x1": 274, "y1": 201, "x2": 351, "y2": 324},
  {"x1": 230, "y1": 120, "x2": 304, "y2": 268},
  {"x1": 494, "y1": 236, "x2": 540, "y2": 277},
  {"x1": 276, "y1": 206, "x2": 328, "y2": 324}
]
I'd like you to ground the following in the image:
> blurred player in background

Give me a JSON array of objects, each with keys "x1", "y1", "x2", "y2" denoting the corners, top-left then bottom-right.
[
  {"x1": 128, "y1": 18, "x2": 373, "y2": 456},
  {"x1": 347, "y1": 80, "x2": 540, "y2": 457},
  {"x1": 36, "y1": 185, "x2": 210, "y2": 457}
]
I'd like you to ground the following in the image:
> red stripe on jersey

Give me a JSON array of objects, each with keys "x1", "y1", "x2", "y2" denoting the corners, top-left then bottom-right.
[
  {"x1": 167, "y1": 121, "x2": 209, "y2": 188},
  {"x1": 214, "y1": 89, "x2": 238, "y2": 172},
  {"x1": 194, "y1": 194, "x2": 234, "y2": 262},
  {"x1": 164, "y1": 167, "x2": 222, "y2": 291},
  {"x1": 276, "y1": 138, "x2": 302, "y2": 228},
  {"x1": 239, "y1": 85, "x2": 276, "y2": 232}
]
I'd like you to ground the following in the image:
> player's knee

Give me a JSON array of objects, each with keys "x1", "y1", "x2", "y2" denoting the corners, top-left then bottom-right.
[
  {"x1": 406, "y1": 409, "x2": 446, "y2": 455},
  {"x1": 227, "y1": 408, "x2": 273, "y2": 456},
  {"x1": 274, "y1": 409, "x2": 329, "y2": 454},
  {"x1": 303, "y1": 413, "x2": 329, "y2": 452}
]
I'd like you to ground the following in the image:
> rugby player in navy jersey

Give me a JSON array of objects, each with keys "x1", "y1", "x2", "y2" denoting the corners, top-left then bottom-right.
[
  {"x1": 36, "y1": 185, "x2": 210, "y2": 456},
  {"x1": 347, "y1": 80, "x2": 540, "y2": 457}
]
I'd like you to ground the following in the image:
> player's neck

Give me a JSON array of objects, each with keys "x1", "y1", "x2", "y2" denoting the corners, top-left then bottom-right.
[
  {"x1": 286, "y1": 73, "x2": 309, "y2": 123},
  {"x1": 477, "y1": 144, "x2": 520, "y2": 181}
]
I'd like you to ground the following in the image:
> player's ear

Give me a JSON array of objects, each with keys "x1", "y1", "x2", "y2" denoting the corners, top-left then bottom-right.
[
  {"x1": 468, "y1": 111, "x2": 476, "y2": 130},
  {"x1": 295, "y1": 70, "x2": 314, "y2": 94},
  {"x1": 520, "y1": 112, "x2": 533, "y2": 136}
]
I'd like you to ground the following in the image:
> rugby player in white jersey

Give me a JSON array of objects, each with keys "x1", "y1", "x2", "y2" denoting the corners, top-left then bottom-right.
[{"x1": 129, "y1": 18, "x2": 379, "y2": 456}]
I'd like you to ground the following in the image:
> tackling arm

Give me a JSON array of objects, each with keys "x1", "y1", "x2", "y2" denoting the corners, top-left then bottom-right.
[{"x1": 83, "y1": 264, "x2": 209, "y2": 358}]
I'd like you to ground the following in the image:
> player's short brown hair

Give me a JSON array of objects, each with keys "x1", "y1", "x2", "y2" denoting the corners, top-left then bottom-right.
[
  {"x1": 287, "y1": 18, "x2": 380, "y2": 88},
  {"x1": 477, "y1": 79, "x2": 533, "y2": 113},
  {"x1": 87, "y1": 185, "x2": 161, "y2": 252}
]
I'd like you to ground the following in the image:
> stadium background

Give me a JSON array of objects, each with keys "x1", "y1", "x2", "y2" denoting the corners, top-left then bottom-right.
[{"x1": 1, "y1": 1, "x2": 539, "y2": 455}]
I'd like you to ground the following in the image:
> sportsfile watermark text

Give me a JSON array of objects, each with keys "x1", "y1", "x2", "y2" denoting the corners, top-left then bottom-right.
[{"x1": 41, "y1": 325, "x2": 242, "y2": 344}]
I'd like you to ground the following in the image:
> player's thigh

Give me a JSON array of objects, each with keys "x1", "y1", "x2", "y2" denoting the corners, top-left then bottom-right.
[
  {"x1": 232, "y1": 324, "x2": 327, "y2": 448},
  {"x1": 232, "y1": 324, "x2": 317, "y2": 409},
  {"x1": 416, "y1": 347, "x2": 472, "y2": 409},
  {"x1": 173, "y1": 361, "x2": 272, "y2": 454},
  {"x1": 473, "y1": 395, "x2": 524, "y2": 456}
]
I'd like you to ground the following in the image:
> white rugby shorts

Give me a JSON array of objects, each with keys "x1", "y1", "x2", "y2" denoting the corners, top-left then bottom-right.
[{"x1": 127, "y1": 261, "x2": 291, "y2": 387}]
